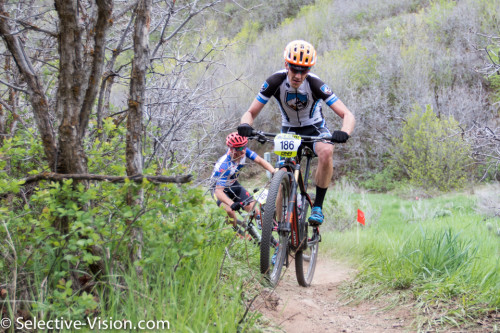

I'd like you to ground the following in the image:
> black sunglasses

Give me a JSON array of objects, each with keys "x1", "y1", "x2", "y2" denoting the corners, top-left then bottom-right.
[{"x1": 288, "y1": 64, "x2": 310, "y2": 74}]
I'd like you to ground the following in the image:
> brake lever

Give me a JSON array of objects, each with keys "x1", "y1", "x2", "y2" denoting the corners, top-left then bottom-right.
[
  {"x1": 249, "y1": 130, "x2": 268, "y2": 144},
  {"x1": 257, "y1": 136, "x2": 267, "y2": 144}
]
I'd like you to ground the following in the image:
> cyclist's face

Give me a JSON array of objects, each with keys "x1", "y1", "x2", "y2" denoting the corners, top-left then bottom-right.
[
  {"x1": 286, "y1": 63, "x2": 310, "y2": 89},
  {"x1": 229, "y1": 146, "x2": 246, "y2": 159}
]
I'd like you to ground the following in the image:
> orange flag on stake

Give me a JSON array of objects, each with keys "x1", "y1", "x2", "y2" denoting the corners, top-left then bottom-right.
[{"x1": 357, "y1": 209, "x2": 365, "y2": 225}]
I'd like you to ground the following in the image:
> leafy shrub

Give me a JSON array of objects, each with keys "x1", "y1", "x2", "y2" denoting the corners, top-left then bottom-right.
[
  {"x1": 488, "y1": 74, "x2": 500, "y2": 106},
  {"x1": 319, "y1": 40, "x2": 379, "y2": 93},
  {"x1": 0, "y1": 128, "x2": 46, "y2": 178},
  {"x1": 358, "y1": 165, "x2": 400, "y2": 192},
  {"x1": 393, "y1": 105, "x2": 471, "y2": 191},
  {"x1": 0, "y1": 178, "x2": 240, "y2": 325},
  {"x1": 0, "y1": 127, "x2": 250, "y2": 329}
]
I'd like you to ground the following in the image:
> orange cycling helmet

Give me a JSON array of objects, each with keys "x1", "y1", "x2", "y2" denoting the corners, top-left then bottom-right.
[
  {"x1": 226, "y1": 132, "x2": 248, "y2": 148},
  {"x1": 283, "y1": 40, "x2": 317, "y2": 67}
]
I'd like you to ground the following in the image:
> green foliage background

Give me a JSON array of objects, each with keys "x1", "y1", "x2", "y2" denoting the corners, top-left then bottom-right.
[
  {"x1": 0, "y1": 123, "x2": 255, "y2": 330},
  {"x1": 394, "y1": 105, "x2": 470, "y2": 191},
  {"x1": 216, "y1": 0, "x2": 499, "y2": 188}
]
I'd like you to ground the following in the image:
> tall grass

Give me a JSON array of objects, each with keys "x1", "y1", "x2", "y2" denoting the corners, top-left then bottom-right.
[
  {"x1": 1, "y1": 208, "x2": 262, "y2": 333},
  {"x1": 322, "y1": 188, "x2": 500, "y2": 330},
  {"x1": 98, "y1": 241, "x2": 259, "y2": 333}
]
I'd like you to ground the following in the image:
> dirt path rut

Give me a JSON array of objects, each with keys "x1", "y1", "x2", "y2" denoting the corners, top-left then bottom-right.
[{"x1": 253, "y1": 254, "x2": 414, "y2": 332}]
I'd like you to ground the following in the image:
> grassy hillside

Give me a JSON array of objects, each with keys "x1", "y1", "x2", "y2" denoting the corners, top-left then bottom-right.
[{"x1": 215, "y1": 0, "x2": 499, "y2": 185}]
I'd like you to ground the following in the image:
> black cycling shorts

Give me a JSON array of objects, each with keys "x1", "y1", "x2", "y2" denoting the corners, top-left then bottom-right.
[
  {"x1": 281, "y1": 121, "x2": 331, "y2": 155},
  {"x1": 212, "y1": 181, "x2": 254, "y2": 207}
]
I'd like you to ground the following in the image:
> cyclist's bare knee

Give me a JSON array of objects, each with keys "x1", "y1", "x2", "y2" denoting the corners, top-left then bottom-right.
[
  {"x1": 244, "y1": 201, "x2": 256, "y2": 212},
  {"x1": 315, "y1": 142, "x2": 333, "y2": 160}
]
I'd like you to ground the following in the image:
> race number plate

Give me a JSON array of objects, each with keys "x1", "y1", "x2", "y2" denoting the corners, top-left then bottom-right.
[{"x1": 274, "y1": 133, "x2": 301, "y2": 157}]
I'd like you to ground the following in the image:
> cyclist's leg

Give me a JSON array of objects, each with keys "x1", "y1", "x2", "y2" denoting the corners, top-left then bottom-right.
[
  {"x1": 212, "y1": 187, "x2": 239, "y2": 227},
  {"x1": 312, "y1": 122, "x2": 334, "y2": 190},
  {"x1": 230, "y1": 181, "x2": 255, "y2": 211},
  {"x1": 227, "y1": 182, "x2": 257, "y2": 240},
  {"x1": 313, "y1": 142, "x2": 334, "y2": 194},
  {"x1": 244, "y1": 201, "x2": 256, "y2": 214},
  {"x1": 287, "y1": 122, "x2": 334, "y2": 225}
]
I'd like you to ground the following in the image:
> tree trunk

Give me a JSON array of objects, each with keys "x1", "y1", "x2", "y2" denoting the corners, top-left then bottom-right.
[
  {"x1": 126, "y1": 0, "x2": 152, "y2": 269},
  {"x1": 0, "y1": 0, "x2": 57, "y2": 170},
  {"x1": 54, "y1": 0, "x2": 88, "y2": 175}
]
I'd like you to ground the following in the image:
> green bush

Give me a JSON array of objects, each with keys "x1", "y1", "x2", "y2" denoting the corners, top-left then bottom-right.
[
  {"x1": 0, "y1": 128, "x2": 254, "y2": 330},
  {"x1": 488, "y1": 74, "x2": 500, "y2": 107},
  {"x1": 393, "y1": 105, "x2": 470, "y2": 191},
  {"x1": 0, "y1": 178, "x2": 250, "y2": 328},
  {"x1": 358, "y1": 166, "x2": 400, "y2": 192}
]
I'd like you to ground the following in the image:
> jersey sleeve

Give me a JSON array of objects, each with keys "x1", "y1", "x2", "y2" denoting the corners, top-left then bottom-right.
[
  {"x1": 245, "y1": 148, "x2": 258, "y2": 161},
  {"x1": 256, "y1": 71, "x2": 287, "y2": 105},
  {"x1": 308, "y1": 75, "x2": 339, "y2": 106}
]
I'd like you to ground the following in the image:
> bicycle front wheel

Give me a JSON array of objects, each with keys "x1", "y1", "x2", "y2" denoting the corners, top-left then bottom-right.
[
  {"x1": 260, "y1": 169, "x2": 290, "y2": 286},
  {"x1": 295, "y1": 199, "x2": 319, "y2": 287}
]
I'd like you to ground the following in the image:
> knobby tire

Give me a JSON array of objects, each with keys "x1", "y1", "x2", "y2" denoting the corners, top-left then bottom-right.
[
  {"x1": 295, "y1": 194, "x2": 319, "y2": 287},
  {"x1": 260, "y1": 169, "x2": 290, "y2": 286}
]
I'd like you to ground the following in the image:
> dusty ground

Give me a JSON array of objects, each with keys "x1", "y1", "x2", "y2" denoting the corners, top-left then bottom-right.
[{"x1": 252, "y1": 254, "x2": 416, "y2": 332}]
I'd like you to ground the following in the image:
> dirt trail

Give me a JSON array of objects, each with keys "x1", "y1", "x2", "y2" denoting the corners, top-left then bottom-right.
[{"x1": 253, "y1": 254, "x2": 415, "y2": 332}]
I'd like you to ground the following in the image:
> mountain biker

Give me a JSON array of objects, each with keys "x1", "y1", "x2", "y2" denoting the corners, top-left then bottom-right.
[
  {"x1": 238, "y1": 40, "x2": 355, "y2": 226},
  {"x1": 211, "y1": 132, "x2": 275, "y2": 233}
]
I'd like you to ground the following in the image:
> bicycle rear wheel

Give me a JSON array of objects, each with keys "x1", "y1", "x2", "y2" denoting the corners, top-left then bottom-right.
[
  {"x1": 261, "y1": 169, "x2": 290, "y2": 286},
  {"x1": 295, "y1": 199, "x2": 319, "y2": 287}
]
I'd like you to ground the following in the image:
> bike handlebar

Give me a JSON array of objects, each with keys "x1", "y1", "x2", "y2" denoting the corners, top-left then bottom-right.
[{"x1": 249, "y1": 130, "x2": 333, "y2": 143}]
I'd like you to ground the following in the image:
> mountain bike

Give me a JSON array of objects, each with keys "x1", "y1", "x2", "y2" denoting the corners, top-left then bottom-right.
[
  {"x1": 250, "y1": 130, "x2": 331, "y2": 287},
  {"x1": 233, "y1": 188, "x2": 268, "y2": 244}
]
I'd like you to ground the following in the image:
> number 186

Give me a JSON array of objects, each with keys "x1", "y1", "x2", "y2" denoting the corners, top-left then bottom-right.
[{"x1": 280, "y1": 141, "x2": 294, "y2": 150}]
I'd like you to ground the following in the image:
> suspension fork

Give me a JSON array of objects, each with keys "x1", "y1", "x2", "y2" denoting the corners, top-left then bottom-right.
[
  {"x1": 296, "y1": 154, "x2": 313, "y2": 250},
  {"x1": 286, "y1": 164, "x2": 301, "y2": 248},
  {"x1": 300, "y1": 154, "x2": 313, "y2": 207}
]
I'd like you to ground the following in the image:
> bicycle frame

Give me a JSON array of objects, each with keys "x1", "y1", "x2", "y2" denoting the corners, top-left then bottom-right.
[
  {"x1": 251, "y1": 130, "x2": 329, "y2": 286},
  {"x1": 279, "y1": 148, "x2": 315, "y2": 251}
]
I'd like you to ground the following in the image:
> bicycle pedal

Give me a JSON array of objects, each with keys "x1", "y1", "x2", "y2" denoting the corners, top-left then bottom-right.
[{"x1": 310, "y1": 231, "x2": 321, "y2": 243}]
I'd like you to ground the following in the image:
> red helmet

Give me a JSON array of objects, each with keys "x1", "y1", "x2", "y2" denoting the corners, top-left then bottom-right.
[{"x1": 226, "y1": 132, "x2": 248, "y2": 148}]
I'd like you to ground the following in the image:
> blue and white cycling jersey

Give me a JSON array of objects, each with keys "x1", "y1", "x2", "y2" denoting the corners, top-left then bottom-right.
[{"x1": 210, "y1": 148, "x2": 258, "y2": 187}]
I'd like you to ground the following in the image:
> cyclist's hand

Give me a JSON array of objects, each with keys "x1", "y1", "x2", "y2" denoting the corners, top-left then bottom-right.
[
  {"x1": 330, "y1": 130, "x2": 349, "y2": 143},
  {"x1": 237, "y1": 123, "x2": 254, "y2": 137},
  {"x1": 230, "y1": 201, "x2": 244, "y2": 212}
]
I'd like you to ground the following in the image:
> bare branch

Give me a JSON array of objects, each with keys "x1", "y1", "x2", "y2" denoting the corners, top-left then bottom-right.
[
  {"x1": 473, "y1": 32, "x2": 500, "y2": 76},
  {"x1": 112, "y1": 0, "x2": 140, "y2": 21},
  {"x1": 0, "y1": 78, "x2": 27, "y2": 93},
  {"x1": 20, "y1": 172, "x2": 192, "y2": 186},
  {"x1": 464, "y1": 122, "x2": 500, "y2": 180},
  {"x1": 0, "y1": 13, "x2": 57, "y2": 37},
  {"x1": 151, "y1": 0, "x2": 222, "y2": 60}
]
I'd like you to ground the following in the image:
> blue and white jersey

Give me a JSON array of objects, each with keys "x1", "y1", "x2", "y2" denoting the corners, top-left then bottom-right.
[
  {"x1": 210, "y1": 148, "x2": 258, "y2": 187},
  {"x1": 256, "y1": 70, "x2": 338, "y2": 127}
]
